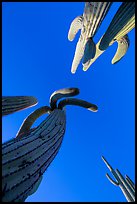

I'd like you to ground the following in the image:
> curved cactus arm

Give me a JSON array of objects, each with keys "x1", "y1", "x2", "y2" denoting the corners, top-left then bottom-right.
[
  {"x1": 111, "y1": 34, "x2": 130, "y2": 64},
  {"x1": 49, "y1": 88, "x2": 79, "y2": 110},
  {"x1": 68, "y1": 15, "x2": 83, "y2": 41},
  {"x1": 83, "y1": 37, "x2": 96, "y2": 65},
  {"x1": 106, "y1": 173, "x2": 119, "y2": 186},
  {"x1": 16, "y1": 106, "x2": 51, "y2": 138},
  {"x1": 58, "y1": 98, "x2": 98, "y2": 112},
  {"x1": 2, "y1": 96, "x2": 38, "y2": 116},
  {"x1": 71, "y1": 38, "x2": 85, "y2": 74}
]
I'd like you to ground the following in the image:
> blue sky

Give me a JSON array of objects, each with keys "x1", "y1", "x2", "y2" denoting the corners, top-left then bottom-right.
[{"x1": 2, "y1": 2, "x2": 135, "y2": 202}]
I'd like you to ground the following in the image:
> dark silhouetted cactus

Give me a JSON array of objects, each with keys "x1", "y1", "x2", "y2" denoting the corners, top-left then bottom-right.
[
  {"x1": 2, "y1": 88, "x2": 98, "y2": 202},
  {"x1": 2, "y1": 96, "x2": 38, "y2": 116}
]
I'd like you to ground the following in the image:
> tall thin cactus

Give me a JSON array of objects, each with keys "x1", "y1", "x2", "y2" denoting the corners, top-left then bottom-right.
[
  {"x1": 83, "y1": 2, "x2": 135, "y2": 71},
  {"x1": 2, "y1": 96, "x2": 38, "y2": 116},
  {"x1": 2, "y1": 88, "x2": 98, "y2": 202},
  {"x1": 102, "y1": 156, "x2": 135, "y2": 202}
]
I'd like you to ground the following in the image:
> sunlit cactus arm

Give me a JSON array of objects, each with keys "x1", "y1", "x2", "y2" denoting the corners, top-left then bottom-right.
[
  {"x1": 16, "y1": 106, "x2": 51, "y2": 138},
  {"x1": 83, "y1": 2, "x2": 135, "y2": 71},
  {"x1": 2, "y1": 109, "x2": 66, "y2": 202},
  {"x1": 71, "y1": 38, "x2": 85, "y2": 74},
  {"x1": 49, "y1": 87, "x2": 79, "y2": 110},
  {"x1": 2, "y1": 96, "x2": 38, "y2": 116},
  {"x1": 111, "y1": 34, "x2": 130, "y2": 64},
  {"x1": 99, "y1": 2, "x2": 135, "y2": 51},
  {"x1": 68, "y1": 2, "x2": 112, "y2": 73},
  {"x1": 58, "y1": 98, "x2": 98, "y2": 112},
  {"x1": 68, "y1": 15, "x2": 83, "y2": 41},
  {"x1": 83, "y1": 27, "x2": 132, "y2": 71},
  {"x1": 102, "y1": 156, "x2": 135, "y2": 202}
]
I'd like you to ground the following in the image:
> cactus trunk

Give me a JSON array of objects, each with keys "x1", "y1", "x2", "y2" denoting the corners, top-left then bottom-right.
[{"x1": 2, "y1": 109, "x2": 66, "y2": 202}]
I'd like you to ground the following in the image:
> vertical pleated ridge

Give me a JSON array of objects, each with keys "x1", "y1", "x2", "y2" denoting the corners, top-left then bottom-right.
[
  {"x1": 2, "y1": 109, "x2": 66, "y2": 202},
  {"x1": 99, "y1": 2, "x2": 135, "y2": 51},
  {"x1": 83, "y1": 2, "x2": 112, "y2": 38},
  {"x1": 2, "y1": 96, "x2": 38, "y2": 116}
]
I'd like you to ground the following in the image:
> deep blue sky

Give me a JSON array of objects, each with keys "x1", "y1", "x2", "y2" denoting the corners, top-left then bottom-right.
[{"x1": 2, "y1": 2, "x2": 135, "y2": 202}]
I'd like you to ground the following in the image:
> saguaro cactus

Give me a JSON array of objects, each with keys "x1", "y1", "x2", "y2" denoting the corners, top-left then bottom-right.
[
  {"x1": 2, "y1": 88, "x2": 98, "y2": 202},
  {"x1": 83, "y1": 2, "x2": 135, "y2": 71},
  {"x1": 102, "y1": 156, "x2": 135, "y2": 202},
  {"x1": 2, "y1": 96, "x2": 38, "y2": 116},
  {"x1": 68, "y1": 2, "x2": 112, "y2": 73}
]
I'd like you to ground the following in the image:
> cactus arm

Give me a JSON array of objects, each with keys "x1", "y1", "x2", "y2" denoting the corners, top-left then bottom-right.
[
  {"x1": 58, "y1": 98, "x2": 98, "y2": 112},
  {"x1": 111, "y1": 34, "x2": 130, "y2": 64},
  {"x1": 49, "y1": 88, "x2": 79, "y2": 110},
  {"x1": 68, "y1": 15, "x2": 83, "y2": 41},
  {"x1": 106, "y1": 173, "x2": 119, "y2": 186},
  {"x1": 16, "y1": 106, "x2": 51, "y2": 138},
  {"x1": 71, "y1": 38, "x2": 85, "y2": 74},
  {"x1": 2, "y1": 96, "x2": 38, "y2": 116},
  {"x1": 83, "y1": 37, "x2": 96, "y2": 65}
]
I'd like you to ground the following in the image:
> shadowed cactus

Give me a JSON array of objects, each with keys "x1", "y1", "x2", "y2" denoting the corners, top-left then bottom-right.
[
  {"x1": 83, "y1": 2, "x2": 135, "y2": 71},
  {"x1": 99, "y1": 2, "x2": 135, "y2": 51},
  {"x1": 2, "y1": 88, "x2": 98, "y2": 202},
  {"x1": 68, "y1": 2, "x2": 112, "y2": 73},
  {"x1": 102, "y1": 156, "x2": 135, "y2": 202},
  {"x1": 2, "y1": 96, "x2": 38, "y2": 116}
]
